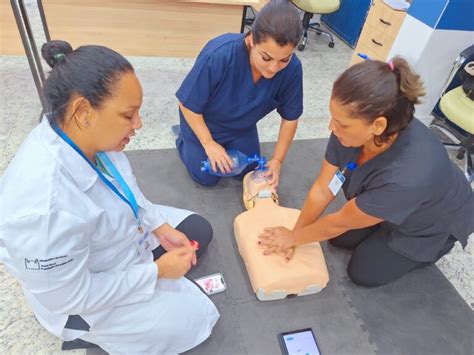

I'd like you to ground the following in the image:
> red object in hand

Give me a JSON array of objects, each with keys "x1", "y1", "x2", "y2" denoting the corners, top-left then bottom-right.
[{"x1": 191, "y1": 240, "x2": 200, "y2": 250}]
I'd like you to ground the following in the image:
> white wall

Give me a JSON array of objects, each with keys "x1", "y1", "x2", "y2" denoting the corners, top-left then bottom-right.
[
  {"x1": 388, "y1": 15, "x2": 433, "y2": 64},
  {"x1": 388, "y1": 15, "x2": 474, "y2": 124},
  {"x1": 414, "y1": 29, "x2": 474, "y2": 123}
]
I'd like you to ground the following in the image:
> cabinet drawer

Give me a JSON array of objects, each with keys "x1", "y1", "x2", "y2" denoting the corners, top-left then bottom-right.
[
  {"x1": 360, "y1": 25, "x2": 394, "y2": 59},
  {"x1": 350, "y1": 40, "x2": 385, "y2": 65},
  {"x1": 365, "y1": 1, "x2": 406, "y2": 39},
  {"x1": 350, "y1": 0, "x2": 407, "y2": 66}
]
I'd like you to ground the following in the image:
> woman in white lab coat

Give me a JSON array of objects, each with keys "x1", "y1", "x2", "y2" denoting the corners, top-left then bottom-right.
[{"x1": 0, "y1": 40, "x2": 219, "y2": 354}]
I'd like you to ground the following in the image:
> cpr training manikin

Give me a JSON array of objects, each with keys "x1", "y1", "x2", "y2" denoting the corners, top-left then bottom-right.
[{"x1": 234, "y1": 168, "x2": 329, "y2": 301}]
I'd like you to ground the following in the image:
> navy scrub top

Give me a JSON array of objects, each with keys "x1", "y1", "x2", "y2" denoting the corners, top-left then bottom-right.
[
  {"x1": 325, "y1": 118, "x2": 473, "y2": 262},
  {"x1": 176, "y1": 33, "x2": 303, "y2": 145}
]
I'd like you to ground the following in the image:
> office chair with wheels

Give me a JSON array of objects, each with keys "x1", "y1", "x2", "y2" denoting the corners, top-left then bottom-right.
[
  {"x1": 430, "y1": 45, "x2": 474, "y2": 182},
  {"x1": 291, "y1": 0, "x2": 340, "y2": 50}
]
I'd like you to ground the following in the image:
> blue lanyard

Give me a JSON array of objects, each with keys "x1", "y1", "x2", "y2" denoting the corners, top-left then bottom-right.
[
  {"x1": 96, "y1": 152, "x2": 140, "y2": 218},
  {"x1": 51, "y1": 124, "x2": 142, "y2": 231}
]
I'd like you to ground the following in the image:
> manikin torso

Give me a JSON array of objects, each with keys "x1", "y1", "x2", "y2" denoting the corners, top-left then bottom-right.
[{"x1": 234, "y1": 172, "x2": 329, "y2": 300}]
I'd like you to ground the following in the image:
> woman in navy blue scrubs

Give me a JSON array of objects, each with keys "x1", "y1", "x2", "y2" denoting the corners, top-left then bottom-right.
[{"x1": 175, "y1": 1, "x2": 304, "y2": 186}]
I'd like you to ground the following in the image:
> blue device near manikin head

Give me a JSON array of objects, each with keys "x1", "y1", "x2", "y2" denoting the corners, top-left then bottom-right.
[{"x1": 200, "y1": 150, "x2": 267, "y2": 177}]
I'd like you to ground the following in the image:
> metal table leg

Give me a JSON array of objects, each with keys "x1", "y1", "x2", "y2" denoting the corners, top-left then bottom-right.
[
  {"x1": 240, "y1": 5, "x2": 248, "y2": 33},
  {"x1": 10, "y1": 0, "x2": 51, "y2": 115},
  {"x1": 240, "y1": 5, "x2": 256, "y2": 33},
  {"x1": 37, "y1": 0, "x2": 51, "y2": 42}
]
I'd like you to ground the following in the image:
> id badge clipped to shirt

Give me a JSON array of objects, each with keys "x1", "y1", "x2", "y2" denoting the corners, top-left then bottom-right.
[
  {"x1": 329, "y1": 170, "x2": 345, "y2": 196},
  {"x1": 328, "y1": 162, "x2": 357, "y2": 196},
  {"x1": 135, "y1": 229, "x2": 153, "y2": 262}
]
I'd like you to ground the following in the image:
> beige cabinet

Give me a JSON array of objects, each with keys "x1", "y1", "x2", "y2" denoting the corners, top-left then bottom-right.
[{"x1": 350, "y1": 0, "x2": 408, "y2": 65}]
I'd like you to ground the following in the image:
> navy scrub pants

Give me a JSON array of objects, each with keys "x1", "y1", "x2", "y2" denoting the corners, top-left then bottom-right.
[
  {"x1": 176, "y1": 128, "x2": 260, "y2": 186},
  {"x1": 329, "y1": 226, "x2": 456, "y2": 287}
]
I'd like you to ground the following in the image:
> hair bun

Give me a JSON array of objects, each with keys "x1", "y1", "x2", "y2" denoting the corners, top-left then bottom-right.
[{"x1": 41, "y1": 40, "x2": 73, "y2": 68}]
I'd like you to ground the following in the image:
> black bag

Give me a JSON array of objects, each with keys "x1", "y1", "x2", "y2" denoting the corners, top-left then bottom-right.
[
  {"x1": 462, "y1": 75, "x2": 474, "y2": 100},
  {"x1": 461, "y1": 61, "x2": 474, "y2": 100}
]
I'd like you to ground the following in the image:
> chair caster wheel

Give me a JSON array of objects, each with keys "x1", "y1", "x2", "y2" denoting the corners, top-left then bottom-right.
[
  {"x1": 298, "y1": 44, "x2": 305, "y2": 51},
  {"x1": 456, "y1": 149, "x2": 466, "y2": 160},
  {"x1": 328, "y1": 42, "x2": 335, "y2": 48}
]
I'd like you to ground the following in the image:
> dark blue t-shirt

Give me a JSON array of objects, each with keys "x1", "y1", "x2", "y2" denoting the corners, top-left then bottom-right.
[{"x1": 176, "y1": 33, "x2": 303, "y2": 144}]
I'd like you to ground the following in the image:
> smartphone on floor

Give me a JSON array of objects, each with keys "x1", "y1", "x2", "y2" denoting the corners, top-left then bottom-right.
[
  {"x1": 278, "y1": 328, "x2": 321, "y2": 355},
  {"x1": 194, "y1": 273, "x2": 227, "y2": 296}
]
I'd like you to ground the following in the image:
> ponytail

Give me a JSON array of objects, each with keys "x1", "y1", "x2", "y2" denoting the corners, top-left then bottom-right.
[{"x1": 332, "y1": 56, "x2": 425, "y2": 145}]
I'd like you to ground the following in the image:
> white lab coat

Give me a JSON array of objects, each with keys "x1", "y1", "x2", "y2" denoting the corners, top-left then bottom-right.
[{"x1": 0, "y1": 118, "x2": 219, "y2": 354}]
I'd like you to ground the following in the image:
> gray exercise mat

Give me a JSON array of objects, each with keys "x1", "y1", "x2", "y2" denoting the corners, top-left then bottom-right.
[{"x1": 88, "y1": 139, "x2": 472, "y2": 355}]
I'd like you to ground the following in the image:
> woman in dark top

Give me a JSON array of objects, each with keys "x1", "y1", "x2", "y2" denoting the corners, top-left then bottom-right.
[{"x1": 259, "y1": 57, "x2": 473, "y2": 287}]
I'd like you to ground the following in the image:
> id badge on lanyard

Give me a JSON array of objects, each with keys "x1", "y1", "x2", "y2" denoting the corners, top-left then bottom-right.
[
  {"x1": 135, "y1": 230, "x2": 153, "y2": 262},
  {"x1": 329, "y1": 162, "x2": 357, "y2": 196}
]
